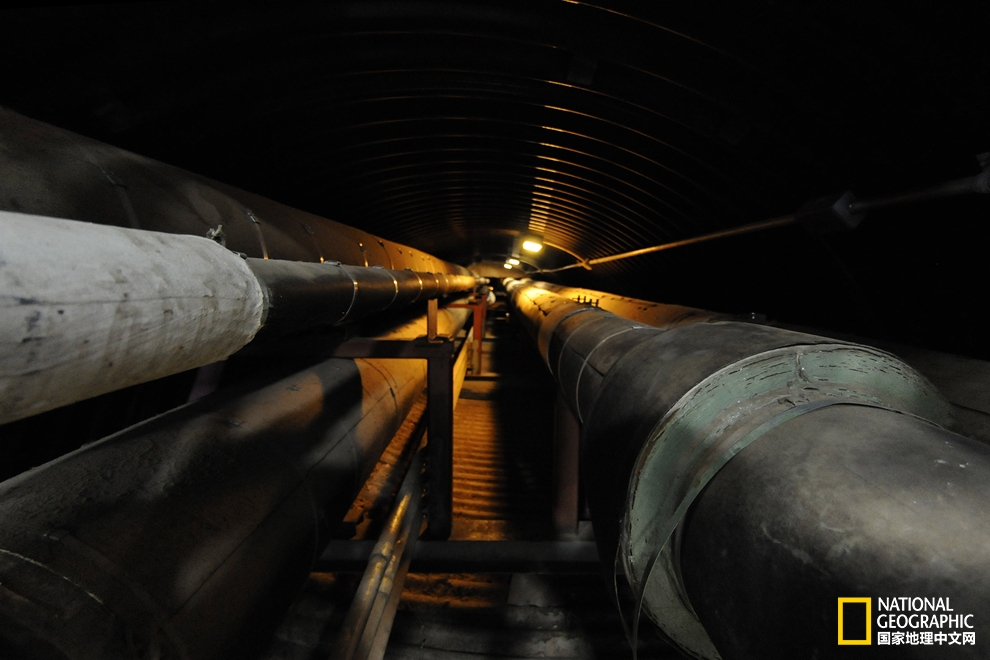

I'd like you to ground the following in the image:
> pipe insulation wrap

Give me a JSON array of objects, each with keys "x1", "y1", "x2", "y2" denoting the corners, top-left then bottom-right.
[
  {"x1": 0, "y1": 213, "x2": 476, "y2": 425},
  {"x1": 0, "y1": 211, "x2": 265, "y2": 425}
]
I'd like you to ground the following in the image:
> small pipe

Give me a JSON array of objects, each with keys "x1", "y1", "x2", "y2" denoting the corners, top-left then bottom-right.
[
  {"x1": 333, "y1": 450, "x2": 424, "y2": 660},
  {"x1": 245, "y1": 258, "x2": 476, "y2": 341},
  {"x1": 354, "y1": 473, "x2": 422, "y2": 660},
  {"x1": 365, "y1": 551, "x2": 412, "y2": 660}
]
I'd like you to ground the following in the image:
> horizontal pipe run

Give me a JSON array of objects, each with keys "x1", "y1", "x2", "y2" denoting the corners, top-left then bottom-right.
[
  {"x1": 0, "y1": 212, "x2": 475, "y2": 425},
  {"x1": 316, "y1": 540, "x2": 601, "y2": 574},
  {"x1": 245, "y1": 258, "x2": 476, "y2": 341},
  {"x1": 364, "y1": 552, "x2": 412, "y2": 660},
  {"x1": 504, "y1": 278, "x2": 990, "y2": 659},
  {"x1": 0, "y1": 305, "x2": 470, "y2": 660}
]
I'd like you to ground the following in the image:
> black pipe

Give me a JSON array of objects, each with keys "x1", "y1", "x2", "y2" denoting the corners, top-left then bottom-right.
[
  {"x1": 681, "y1": 405, "x2": 990, "y2": 659},
  {"x1": 505, "y1": 278, "x2": 990, "y2": 659},
  {"x1": 0, "y1": 305, "x2": 469, "y2": 660},
  {"x1": 246, "y1": 258, "x2": 475, "y2": 341}
]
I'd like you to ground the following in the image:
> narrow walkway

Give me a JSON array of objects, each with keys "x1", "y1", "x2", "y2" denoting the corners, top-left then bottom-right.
[
  {"x1": 451, "y1": 320, "x2": 556, "y2": 539},
  {"x1": 260, "y1": 308, "x2": 677, "y2": 660},
  {"x1": 385, "y1": 314, "x2": 676, "y2": 660}
]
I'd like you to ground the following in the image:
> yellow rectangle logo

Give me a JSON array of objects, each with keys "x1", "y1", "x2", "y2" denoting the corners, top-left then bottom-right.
[{"x1": 838, "y1": 597, "x2": 872, "y2": 645}]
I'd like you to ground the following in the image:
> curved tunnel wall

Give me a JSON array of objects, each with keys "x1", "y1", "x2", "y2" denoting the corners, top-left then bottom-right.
[
  {"x1": 0, "y1": 5, "x2": 988, "y2": 657},
  {"x1": 0, "y1": 108, "x2": 469, "y2": 276},
  {"x1": 0, "y1": 2, "x2": 987, "y2": 356}
]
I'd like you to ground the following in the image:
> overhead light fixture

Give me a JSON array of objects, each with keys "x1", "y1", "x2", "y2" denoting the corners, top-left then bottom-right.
[
  {"x1": 503, "y1": 263, "x2": 513, "y2": 269},
  {"x1": 522, "y1": 240, "x2": 543, "y2": 253},
  {"x1": 508, "y1": 258, "x2": 520, "y2": 265}
]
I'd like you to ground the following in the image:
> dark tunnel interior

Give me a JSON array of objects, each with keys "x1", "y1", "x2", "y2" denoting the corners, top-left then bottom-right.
[
  {"x1": 2, "y1": 1, "x2": 988, "y2": 355},
  {"x1": 1, "y1": 3, "x2": 989, "y2": 660}
]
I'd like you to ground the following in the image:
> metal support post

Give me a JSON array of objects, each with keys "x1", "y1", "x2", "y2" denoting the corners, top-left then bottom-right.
[
  {"x1": 552, "y1": 390, "x2": 581, "y2": 535},
  {"x1": 471, "y1": 290, "x2": 488, "y2": 374},
  {"x1": 448, "y1": 286, "x2": 489, "y2": 374},
  {"x1": 326, "y1": 334, "x2": 456, "y2": 540},
  {"x1": 424, "y1": 337, "x2": 454, "y2": 539},
  {"x1": 427, "y1": 297, "x2": 439, "y2": 341}
]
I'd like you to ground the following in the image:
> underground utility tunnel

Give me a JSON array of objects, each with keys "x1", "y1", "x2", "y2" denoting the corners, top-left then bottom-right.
[{"x1": 0, "y1": 3, "x2": 989, "y2": 660}]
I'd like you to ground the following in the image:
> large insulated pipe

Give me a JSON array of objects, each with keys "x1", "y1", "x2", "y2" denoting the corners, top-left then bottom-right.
[
  {"x1": 0, "y1": 304, "x2": 470, "y2": 660},
  {"x1": 0, "y1": 212, "x2": 475, "y2": 425},
  {"x1": 505, "y1": 278, "x2": 990, "y2": 659},
  {"x1": 0, "y1": 108, "x2": 464, "y2": 272}
]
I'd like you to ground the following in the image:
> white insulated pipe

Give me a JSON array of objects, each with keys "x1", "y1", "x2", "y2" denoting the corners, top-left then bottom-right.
[
  {"x1": 0, "y1": 211, "x2": 265, "y2": 425},
  {"x1": 0, "y1": 212, "x2": 475, "y2": 425}
]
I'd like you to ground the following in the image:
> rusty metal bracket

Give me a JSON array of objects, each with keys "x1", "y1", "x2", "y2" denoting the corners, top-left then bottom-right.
[
  {"x1": 330, "y1": 335, "x2": 455, "y2": 540},
  {"x1": 447, "y1": 286, "x2": 489, "y2": 374}
]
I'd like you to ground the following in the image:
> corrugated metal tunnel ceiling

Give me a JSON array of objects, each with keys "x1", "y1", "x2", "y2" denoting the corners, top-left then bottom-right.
[{"x1": 1, "y1": 1, "x2": 988, "y2": 355}]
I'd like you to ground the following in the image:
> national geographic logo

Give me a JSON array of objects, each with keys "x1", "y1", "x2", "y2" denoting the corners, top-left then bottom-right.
[
  {"x1": 838, "y1": 598, "x2": 872, "y2": 645},
  {"x1": 838, "y1": 597, "x2": 977, "y2": 646}
]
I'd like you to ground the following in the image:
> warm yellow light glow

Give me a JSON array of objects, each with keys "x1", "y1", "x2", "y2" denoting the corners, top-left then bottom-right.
[
  {"x1": 508, "y1": 258, "x2": 520, "y2": 265},
  {"x1": 503, "y1": 263, "x2": 513, "y2": 269},
  {"x1": 522, "y1": 240, "x2": 543, "y2": 253}
]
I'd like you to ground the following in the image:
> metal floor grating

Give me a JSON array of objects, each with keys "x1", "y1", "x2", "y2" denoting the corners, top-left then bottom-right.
[{"x1": 260, "y1": 319, "x2": 678, "y2": 660}]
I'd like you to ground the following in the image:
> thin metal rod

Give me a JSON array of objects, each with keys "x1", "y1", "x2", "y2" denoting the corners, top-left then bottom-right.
[
  {"x1": 354, "y1": 464, "x2": 423, "y2": 660},
  {"x1": 333, "y1": 450, "x2": 425, "y2": 660},
  {"x1": 366, "y1": 552, "x2": 413, "y2": 660},
  {"x1": 537, "y1": 216, "x2": 795, "y2": 274},
  {"x1": 848, "y1": 171, "x2": 990, "y2": 214},
  {"x1": 536, "y1": 171, "x2": 990, "y2": 275}
]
